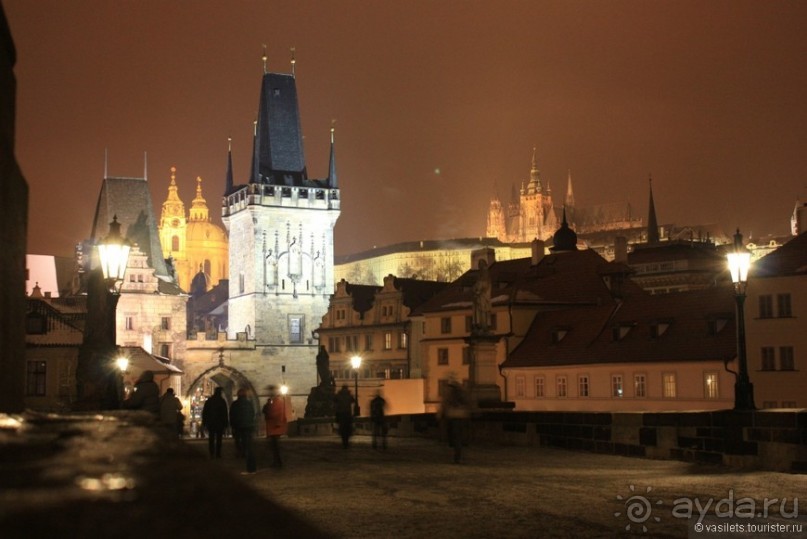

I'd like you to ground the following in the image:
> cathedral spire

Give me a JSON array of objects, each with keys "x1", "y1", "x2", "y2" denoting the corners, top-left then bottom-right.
[
  {"x1": 290, "y1": 46, "x2": 296, "y2": 77},
  {"x1": 143, "y1": 151, "x2": 148, "y2": 181},
  {"x1": 262, "y1": 44, "x2": 268, "y2": 74},
  {"x1": 528, "y1": 147, "x2": 542, "y2": 192},
  {"x1": 647, "y1": 175, "x2": 660, "y2": 243},
  {"x1": 224, "y1": 137, "x2": 234, "y2": 195},
  {"x1": 251, "y1": 119, "x2": 259, "y2": 183},
  {"x1": 328, "y1": 120, "x2": 338, "y2": 188},
  {"x1": 565, "y1": 169, "x2": 575, "y2": 208}
]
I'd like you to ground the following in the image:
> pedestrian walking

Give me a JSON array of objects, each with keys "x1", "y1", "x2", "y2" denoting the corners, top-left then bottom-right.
[
  {"x1": 159, "y1": 387, "x2": 183, "y2": 437},
  {"x1": 122, "y1": 370, "x2": 160, "y2": 415},
  {"x1": 262, "y1": 385, "x2": 288, "y2": 468},
  {"x1": 230, "y1": 387, "x2": 257, "y2": 474},
  {"x1": 201, "y1": 387, "x2": 229, "y2": 458},
  {"x1": 334, "y1": 384, "x2": 355, "y2": 448},
  {"x1": 370, "y1": 391, "x2": 388, "y2": 450},
  {"x1": 440, "y1": 381, "x2": 470, "y2": 464}
]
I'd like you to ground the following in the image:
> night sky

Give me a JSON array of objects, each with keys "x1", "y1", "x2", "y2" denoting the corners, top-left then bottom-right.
[{"x1": 6, "y1": 0, "x2": 806, "y2": 258}]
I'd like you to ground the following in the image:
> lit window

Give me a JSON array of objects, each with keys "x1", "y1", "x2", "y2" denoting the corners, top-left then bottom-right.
[
  {"x1": 611, "y1": 375, "x2": 623, "y2": 398},
  {"x1": 399, "y1": 332, "x2": 407, "y2": 349},
  {"x1": 515, "y1": 375, "x2": 526, "y2": 398},
  {"x1": 289, "y1": 316, "x2": 303, "y2": 344},
  {"x1": 535, "y1": 377, "x2": 545, "y2": 398},
  {"x1": 634, "y1": 374, "x2": 646, "y2": 398},
  {"x1": 662, "y1": 373, "x2": 677, "y2": 398},
  {"x1": 384, "y1": 332, "x2": 392, "y2": 350},
  {"x1": 556, "y1": 376, "x2": 567, "y2": 398},
  {"x1": 578, "y1": 375, "x2": 589, "y2": 397},
  {"x1": 704, "y1": 372, "x2": 719, "y2": 399}
]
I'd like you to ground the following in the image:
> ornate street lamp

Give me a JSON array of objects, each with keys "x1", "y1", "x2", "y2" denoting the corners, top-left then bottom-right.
[
  {"x1": 77, "y1": 216, "x2": 132, "y2": 410},
  {"x1": 727, "y1": 228, "x2": 756, "y2": 411},
  {"x1": 97, "y1": 216, "x2": 131, "y2": 293},
  {"x1": 350, "y1": 355, "x2": 362, "y2": 416}
]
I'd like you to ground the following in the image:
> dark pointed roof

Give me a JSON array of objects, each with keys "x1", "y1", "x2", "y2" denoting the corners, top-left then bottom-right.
[
  {"x1": 550, "y1": 207, "x2": 578, "y2": 252},
  {"x1": 328, "y1": 127, "x2": 337, "y2": 188},
  {"x1": 647, "y1": 177, "x2": 660, "y2": 243},
  {"x1": 91, "y1": 176, "x2": 171, "y2": 279},
  {"x1": 224, "y1": 140, "x2": 234, "y2": 196},
  {"x1": 253, "y1": 72, "x2": 307, "y2": 184}
]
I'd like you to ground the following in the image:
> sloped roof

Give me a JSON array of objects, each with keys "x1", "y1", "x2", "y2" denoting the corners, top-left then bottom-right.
[
  {"x1": 335, "y1": 237, "x2": 517, "y2": 265},
  {"x1": 628, "y1": 241, "x2": 726, "y2": 265},
  {"x1": 752, "y1": 232, "x2": 807, "y2": 277},
  {"x1": 91, "y1": 177, "x2": 171, "y2": 279},
  {"x1": 121, "y1": 346, "x2": 183, "y2": 375},
  {"x1": 345, "y1": 282, "x2": 381, "y2": 314},
  {"x1": 413, "y1": 249, "x2": 644, "y2": 316},
  {"x1": 392, "y1": 278, "x2": 450, "y2": 311},
  {"x1": 504, "y1": 285, "x2": 736, "y2": 368}
]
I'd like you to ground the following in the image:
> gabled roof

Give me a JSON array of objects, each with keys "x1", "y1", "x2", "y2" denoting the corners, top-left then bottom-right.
[
  {"x1": 413, "y1": 249, "x2": 644, "y2": 316},
  {"x1": 91, "y1": 176, "x2": 171, "y2": 279},
  {"x1": 344, "y1": 283, "x2": 382, "y2": 315},
  {"x1": 503, "y1": 285, "x2": 736, "y2": 368},
  {"x1": 752, "y1": 232, "x2": 807, "y2": 277},
  {"x1": 628, "y1": 240, "x2": 726, "y2": 265}
]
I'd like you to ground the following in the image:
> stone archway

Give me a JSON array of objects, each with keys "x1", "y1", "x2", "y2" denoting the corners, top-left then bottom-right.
[{"x1": 185, "y1": 365, "x2": 258, "y2": 438}]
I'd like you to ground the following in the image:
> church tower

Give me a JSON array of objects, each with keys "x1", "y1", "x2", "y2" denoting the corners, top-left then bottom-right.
[
  {"x1": 519, "y1": 148, "x2": 548, "y2": 242},
  {"x1": 159, "y1": 166, "x2": 188, "y2": 273},
  {"x1": 486, "y1": 195, "x2": 507, "y2": 241},
  {"x1": 222, "y1": 58, "x2": 340, "y2": 345}
]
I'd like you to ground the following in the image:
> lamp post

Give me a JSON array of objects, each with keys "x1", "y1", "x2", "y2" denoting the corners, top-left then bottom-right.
[
  {"x1": 727, "y1": 228, "x2": 756, "y2": 411},
  {"x1": 77, "y1": 216, "x2": 131, "y2": 410},
  {"x1": 115, "y1": 356, "x2": 129, "y2": 403},
  {"x1": 350, "y1": 355, "x2": 362, "y2": 416}
]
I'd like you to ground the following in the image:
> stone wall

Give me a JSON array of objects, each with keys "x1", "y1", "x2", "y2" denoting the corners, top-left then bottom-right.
[{"x1": 294, "y1": 409, "x2": 807, "y2": 472}]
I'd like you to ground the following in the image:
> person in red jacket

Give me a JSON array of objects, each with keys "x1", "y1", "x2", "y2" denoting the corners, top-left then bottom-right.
[{"x1": 262, "y1": 385, "x2": 288, "y2": 468}]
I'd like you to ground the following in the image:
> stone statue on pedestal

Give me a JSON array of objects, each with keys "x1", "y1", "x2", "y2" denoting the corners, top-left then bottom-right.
[
  {"x1": 305, "y1": 346, "x2": 335, "y2": 418},
  {"x1": 472, "y1": 260, "x2": 492, "y2": 336}
]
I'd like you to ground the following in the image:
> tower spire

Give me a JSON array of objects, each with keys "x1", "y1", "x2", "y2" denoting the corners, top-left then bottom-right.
[
  {"x1": 104, "y1": 148, "x2": 108, "y2": 179},
  {"x1": 647, "y1": 174, "x2": 660, "y2": 243},
  {"x1": 328, "y1": 120, "x2": 337, "y2": 188},
  {"x1": 528, "y1": 147, "x2": 541, "y2": 192},
  {"x1": 144, "y1": 151, "x2": 148, "y2": 181},
  {"x1": 251, "y1": 119, "x2": 259, "y2": 182},
  {"x1": 262, "y1": 44, "x2": 268, "y2": 74},
  {"x1": 224, "y1": 137, "x2": 234, "y2": 195},
  {"x1": 565, "y1": 169, "x2": 575, "y2": 207},
  {"x1": 290, "y1": 46, "x2": 296, "y2": 77}
]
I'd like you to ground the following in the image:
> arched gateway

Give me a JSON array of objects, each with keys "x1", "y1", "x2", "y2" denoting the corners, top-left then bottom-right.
[{"x1": 186, "y1": 364, "x2": 258, "y2": 437}]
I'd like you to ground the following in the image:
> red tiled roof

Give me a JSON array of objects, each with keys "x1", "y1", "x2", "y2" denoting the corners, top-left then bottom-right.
[{"x1": 503, "y1": 285, "x2": 737, "y2": 368}]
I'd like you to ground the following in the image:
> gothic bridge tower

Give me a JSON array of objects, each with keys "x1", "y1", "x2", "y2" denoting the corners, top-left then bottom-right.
[{"x1": 222, "y1": 56, "x2": 340, "y2": 346}]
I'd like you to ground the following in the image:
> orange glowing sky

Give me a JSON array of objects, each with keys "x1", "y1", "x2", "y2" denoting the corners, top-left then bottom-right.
[{"x1": 5, "y1": 0, "x2": 807, "y2": 258}]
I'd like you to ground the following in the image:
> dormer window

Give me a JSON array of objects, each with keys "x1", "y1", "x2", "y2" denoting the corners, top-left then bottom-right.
[
  {"x1": 612, "y1": 324, "x2": 633, "y2": 341},
  {"x1": 551, "y1": 328, "x2": 569, "y2": 344},
  {"x1": 650, "y1": 321, "x2": 670, "y2": 339},
  {"x1": 707, "y1": 317, "x2": 729, "y2": 336}
]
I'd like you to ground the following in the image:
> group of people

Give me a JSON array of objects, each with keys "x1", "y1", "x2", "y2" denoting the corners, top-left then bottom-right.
[
  {"x1": 121, "y1": 370, "x2": 472, "y2": 468},
  {"x1": 201, "y1": 384, "x2": 288, "y2": 474},
  {"x1": 121, "y1": 370, "x2": 185, "y2": 436}
]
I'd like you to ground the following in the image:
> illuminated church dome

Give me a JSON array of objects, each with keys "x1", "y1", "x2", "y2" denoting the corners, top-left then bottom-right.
[{"x1": 158, "y1": 169, "x2": 228, "y2": 292}]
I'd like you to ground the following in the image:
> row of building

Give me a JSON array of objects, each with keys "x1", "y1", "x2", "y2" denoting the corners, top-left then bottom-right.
[{"x1": 22, "y1": 52, "x2": 807, "y2": 430}]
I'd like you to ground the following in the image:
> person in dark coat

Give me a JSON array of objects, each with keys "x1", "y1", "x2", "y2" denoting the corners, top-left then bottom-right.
[
  {"x1": 201, "y1": 387, "x2": 229, "y2": 458},
  {"x1": 440, "y1": 381, "x2": 471, "y2": 464},
  {"x1": 159, "y1": 387, "x2": 183, "y2": 437},
  {"x1": 229, "y1": 387, "x2": 257, "y2": 474},
  {"x1": 370, "y1": 391, "x2": 388, "y2": 450},
  {"x1": 122, "y1": 370, "x2": 160, "y2": 415},
  {"x1": 334, "y1": 384, "x2": 355, "y2": 449}
]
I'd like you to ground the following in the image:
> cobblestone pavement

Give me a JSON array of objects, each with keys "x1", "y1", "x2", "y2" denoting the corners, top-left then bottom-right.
[{"x1": 189, "y1": 435, "x2": 807, "y2": 538}]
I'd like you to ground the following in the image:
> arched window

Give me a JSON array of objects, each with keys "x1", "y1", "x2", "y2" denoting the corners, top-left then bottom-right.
[
  {"x1": 171, "y1": 235, "x2": 179, "y2": 252},
  {"x1": 204, "y1": 259, "x2": 211, "y2": 276}
]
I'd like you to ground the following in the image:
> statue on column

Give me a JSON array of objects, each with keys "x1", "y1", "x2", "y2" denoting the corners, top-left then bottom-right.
[
  {"x1": 305, "y1": 346, "x2": 335, "y2": 418},
  {"x1": 472, "y1": 259, "x2": 492, "y2": 336}
]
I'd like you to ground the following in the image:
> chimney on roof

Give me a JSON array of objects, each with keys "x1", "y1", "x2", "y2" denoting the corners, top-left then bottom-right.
[
  {"x1": 471, "y1": 247, "x2": 496, "y2": 271},
  {"x1": 614, "y1": 236, "x2": 628, "y2": 263},
  {"x1": 531, "y1": 238, "x2": 545, "y2": 266},
  {"x1": 44, "y1": 291, "x2": 51, "y2": 299}
]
